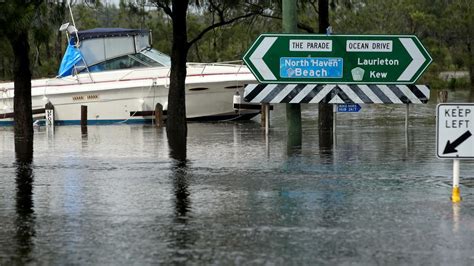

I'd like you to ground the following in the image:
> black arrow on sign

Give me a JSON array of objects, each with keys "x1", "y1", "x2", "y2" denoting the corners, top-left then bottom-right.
[{"x1": 443, "y1": 130, "x2": 472, "y2": 154}]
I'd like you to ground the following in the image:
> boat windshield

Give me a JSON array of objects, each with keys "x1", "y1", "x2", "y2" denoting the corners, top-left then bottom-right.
[
  {"x1": 58, "y1": 28, "x2": 170, "y2": 77},
  {"x1": 142, "y1": 49, "x2": 171, "y2": 66},
  {"x1": 77, "y1": 48, "x2": 171, "y2": 74}
]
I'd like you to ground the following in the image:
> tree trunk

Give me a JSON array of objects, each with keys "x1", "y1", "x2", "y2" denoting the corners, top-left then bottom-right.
[
  {"x1": 468, "y1": 42, "x2": 474, "y2": 89},
  {"x1": 45, "y1": 41, "x2": 51, "y2": 62},
  {"x1": 14, "y1": 133, "x2": 35, "y2": 258},
  {"x1": 166, "y1": 0, "x2": 189, "y2": 161},
  {"x1": 467, "y1": 41, "x2": 474, "y2": 100},
  {"x1": 318, "y1": 0, "x2": 333, "y2": 133},
  {"x1": 11, "y1": 30, "x2": 33, "y2": 141},
  {"x1": 56, "y1": 30, "x2": 62, "y2": 64},
  {"x1": 1, "y1": 57, "x2": 5, "y2": 79},
  {"x1": 35, "y1": 44, "x2": 42, "y2": 67}
]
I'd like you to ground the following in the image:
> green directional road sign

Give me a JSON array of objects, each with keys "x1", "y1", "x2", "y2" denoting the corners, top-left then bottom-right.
[{"x1": 242, "y1": 34, "x2": 432, "y2": 84}]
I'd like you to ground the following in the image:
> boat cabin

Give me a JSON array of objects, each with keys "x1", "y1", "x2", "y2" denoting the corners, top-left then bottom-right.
[{"x1": 58, "y1": 28, "x2": 171, "y2": 77}]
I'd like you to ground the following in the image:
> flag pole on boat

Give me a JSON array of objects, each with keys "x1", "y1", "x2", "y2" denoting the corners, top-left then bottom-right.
[
  {"x1": 59, "y1": 1, "x2": 80, "y2": 47},
  {"x1": 68, "y1": 0, "x2": 80, "y2": 46}
]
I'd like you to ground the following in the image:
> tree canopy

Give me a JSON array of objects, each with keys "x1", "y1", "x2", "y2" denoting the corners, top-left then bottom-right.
[{"x1": 0, "y1": 0, "x2": 472, "y2": 89}]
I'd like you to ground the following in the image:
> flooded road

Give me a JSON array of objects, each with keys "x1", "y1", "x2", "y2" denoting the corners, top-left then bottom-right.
[{"x1": 1, "y1": 90, "x2": 474, "y2": 265}]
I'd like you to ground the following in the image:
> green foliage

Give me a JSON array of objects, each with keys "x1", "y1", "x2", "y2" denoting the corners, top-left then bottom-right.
[
  {"x1": 186, "y1": 11, "x2": 279, "y2": 62},
  {"x1": 0, "y1": 0, "x2": 472, "y2": 91},
  {"x1": 0, "y1": 0, "x2": 41, "y2": 80},
  {"x1": 0, "y1": 36, "x2": 13, "y2": 80},
  {"x1": 333, "y1": 0, "x2": 472, "y2": 89}
]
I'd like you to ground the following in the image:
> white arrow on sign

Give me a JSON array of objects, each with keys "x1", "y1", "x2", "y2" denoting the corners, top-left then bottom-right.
[
  {"x1": 397, "y1": 38, "x2": 426, "y2": 81},
  {"x1": 249, "y1": 37, "x2": 277, "y2": 80}
]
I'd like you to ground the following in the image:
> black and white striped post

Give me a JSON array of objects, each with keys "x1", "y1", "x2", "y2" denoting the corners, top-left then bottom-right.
[
  {"x1": 244, "y1": 83, "x2": 430, "y2": 133},
  {"x1": 45, "y1": 101, "x2": 55, "y2": 135},
  {"x1": 45, "y1": 101, "x2": 55, "y2": 128}
]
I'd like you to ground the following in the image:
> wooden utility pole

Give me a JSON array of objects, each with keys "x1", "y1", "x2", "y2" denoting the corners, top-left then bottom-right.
[
  {"x1": 283, "y1": 0, "x2": 302, "y2": 147},
  {"x1": 318, "y1": 0, "x2": 333, "y2": 139}
]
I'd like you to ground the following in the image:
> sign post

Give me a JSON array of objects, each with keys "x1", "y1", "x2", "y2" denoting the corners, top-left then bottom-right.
[
  {"x1": 436, "y1": 103, "x2": 474, "y2": 202},
  {"x1": 45, "y1": 101, "x2": 55, "y2": 135},
  {"x1": 243, "y1": 34, "x2": 432, "y2": 85}
]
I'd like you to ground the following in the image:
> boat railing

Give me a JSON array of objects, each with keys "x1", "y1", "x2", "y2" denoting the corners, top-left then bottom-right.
[
  {"x1": 187, "y1": 60, "x2": 249, "y2": 76},
  {"x1": 1, "y1": 86, "x2": 13, "y2": 98},
  {"x1": 1, "y1": 86, "x2": 13, "y2": 115},
  {"x1": 116, "y1": 60, "x2": 249, "y2": 82},
  {"x1": 116, "y1": 66, "x2": 170, "y2": 83}
]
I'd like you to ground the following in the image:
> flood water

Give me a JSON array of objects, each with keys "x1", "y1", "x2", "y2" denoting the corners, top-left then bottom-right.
[{"x1": 1, "y1": 90, "x2": 474, "y2": 265}]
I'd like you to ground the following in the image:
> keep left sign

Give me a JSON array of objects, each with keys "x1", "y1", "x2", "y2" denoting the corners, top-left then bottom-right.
[{"x1": 436, "y1": 103, "x2": 474, "y2": 159}]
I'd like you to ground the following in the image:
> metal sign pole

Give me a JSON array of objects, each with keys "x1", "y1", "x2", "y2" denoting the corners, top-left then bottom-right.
[
  {"x1": 333, "y1": 104, "x2": 337, "y2": 146},
  {"x1": 452, "y1": 159, "x2": 461, "y2": 203},
  {"x1": 405, "y1": 103, "x2": 409, "y2": 132},
  {"x1": 265, "y1": 103, "x2": 270, "y2": 136}
]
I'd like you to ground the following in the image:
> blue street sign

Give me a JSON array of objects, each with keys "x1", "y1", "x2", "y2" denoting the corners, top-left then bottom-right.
[
  {"x1": 338, "y1": 104, "x2": 361, "y2": 112},
  {"x1": 279, "y1": 57, "x2": 343, "y2": 79}
]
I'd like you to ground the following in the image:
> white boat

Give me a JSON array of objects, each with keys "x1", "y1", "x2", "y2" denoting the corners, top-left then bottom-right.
[{"x1": 0, "y1": 28, "x2": 259, "y2": 125}]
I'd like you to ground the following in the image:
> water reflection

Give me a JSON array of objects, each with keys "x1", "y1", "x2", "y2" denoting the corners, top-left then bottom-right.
[
  {"x1": 81, "y1": 124, "x2": 87, "y2": 136},
  {"x1": 168, "y1": 159, "x2": 196, "y2": 262},
  {"x1": 171, "y1": 160, "x2": 191, "y2": 220},
  {"x1": 14, "y1": 138, "x2": 35, "y2": 263},
  {"x1": 0, "y1": 92, "x2": 473, "y2": 264},
  {"x1": 452, "y1": 204, "x2": 460, "y2": 233},
  {"x1": 81, "y1": 125, "x2": 88, "y2": 150}
]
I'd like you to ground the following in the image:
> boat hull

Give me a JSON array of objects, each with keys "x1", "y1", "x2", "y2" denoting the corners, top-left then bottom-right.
[{"x1": 0, "y1": 65, "x2": 259, "y2": 125}]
